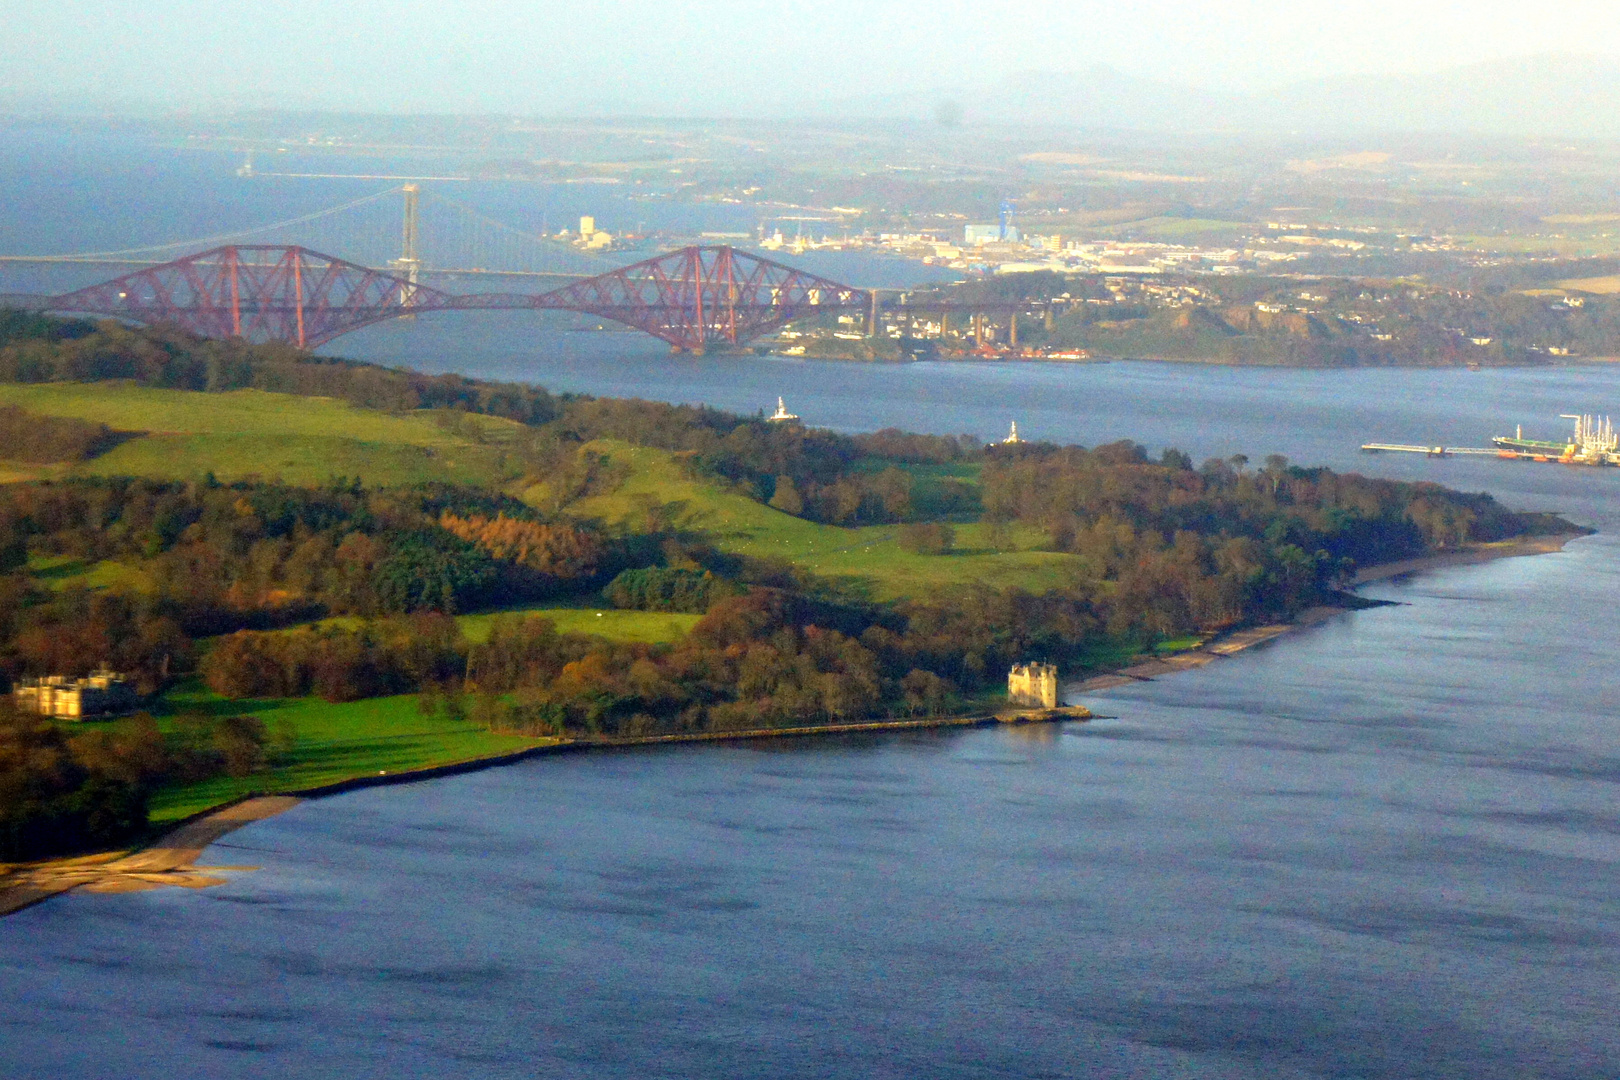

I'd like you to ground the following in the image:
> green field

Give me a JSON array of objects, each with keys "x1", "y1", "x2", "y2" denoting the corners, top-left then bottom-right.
[
  {"x1": 28, "y1": 554, "x2": 151, "y2": 592},
  {"x1": 0, "y1": 382, "x2": 505, "y2": 444},
  {"x1": 0, "y1": 385, "x2": 1082, "y2": 604},
  {"x1": 76, "y1": 432, "x2": 507, "y2": 488},
  {"x1": 0, "y1": 383, "x2": 1106, "y2": 831},
  {"x1": 0, "y1": 382, "x2": 512, "y2": 487},
  {"x1": 144, "y1": 687, "x2": 549, "y2": 822},
  {"x1": 1457, "y1": 233, "x2": 1620, "y2": 259},
  {"x1": 1089, "y1": 216, "x2": 1252, "y2": 240},
  {"x1": 457, "y1": 603, "x2": 702, "y2": 644},
  {"x1": 286, "y1": 604, "x2": 700, "y2": 646},
  {"x1": 1557, "y1": 274, "x2": 1620, "y2": 295},
  {"x1": 561, "y1": 440, "x2": 1081, "y2": 601}
]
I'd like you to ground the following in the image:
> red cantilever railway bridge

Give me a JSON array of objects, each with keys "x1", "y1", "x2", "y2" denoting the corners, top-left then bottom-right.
[{"x1": 12, "y1": 243, "x2": 873, "y2": 352}]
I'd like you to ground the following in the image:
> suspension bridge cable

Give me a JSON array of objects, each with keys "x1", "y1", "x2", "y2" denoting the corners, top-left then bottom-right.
[
  {"x1": 35, "y1": 186, "x2": 406, "y2": 261},
  {"x1": 420, "y1": 190, "x2": 616, "y2": 265}
]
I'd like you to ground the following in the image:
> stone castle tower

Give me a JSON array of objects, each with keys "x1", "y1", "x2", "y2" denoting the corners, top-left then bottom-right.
[{"x1": 1007, "y1": 662, "x2": 1059, "y2": 709}]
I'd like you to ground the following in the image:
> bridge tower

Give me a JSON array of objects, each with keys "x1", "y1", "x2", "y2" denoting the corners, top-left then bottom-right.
[
  {"x1": 396, "y1": 184, "x2": 422, "y2": 287},
  {"x1": 393, "y1": 184, "x2": 422, "y2": 314}
]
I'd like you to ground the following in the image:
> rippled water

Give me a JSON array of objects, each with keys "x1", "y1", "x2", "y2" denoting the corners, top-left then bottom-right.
[
  {"x1": 4, "y1": 539, "x2": 1616, "y2": 1078},
  {"x1": 3, "y1": 354, "x2": 1616, "y2": 1078},
  {"x1": 2, "y1": 137, "x2": 1618, "y2": 1077}
]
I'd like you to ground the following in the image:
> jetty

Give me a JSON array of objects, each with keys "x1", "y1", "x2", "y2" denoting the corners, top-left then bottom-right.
[
  {"x1": 1361, "y1": 443, "x2": 1500, "y2": 458},
  {"x1": 1363, "y1": 411, "x2": 1620, "y2": 466}
]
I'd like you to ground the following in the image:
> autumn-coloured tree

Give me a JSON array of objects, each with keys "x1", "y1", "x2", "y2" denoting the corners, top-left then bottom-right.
[{"x1": 438, "y1": 512, "x2": 600, "y2": 581}]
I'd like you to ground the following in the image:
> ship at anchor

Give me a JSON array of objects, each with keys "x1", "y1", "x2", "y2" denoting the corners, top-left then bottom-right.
[
  {"x1": 1491, "y1": 414, "x2": 1617, "y2": 464},
  {"x1": 1362, "y1": 412, "x2": 1620, "y2": 466}
]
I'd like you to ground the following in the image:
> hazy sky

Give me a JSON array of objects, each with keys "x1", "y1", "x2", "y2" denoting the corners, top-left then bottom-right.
[{"x1": 2, "y1": 0, "x2": 1619, "y2": 114}]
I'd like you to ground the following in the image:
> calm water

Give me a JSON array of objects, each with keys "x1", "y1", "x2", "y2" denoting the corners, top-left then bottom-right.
[
  {"x1": 2, "y1": 134, "x2": 1619, "y2": 1078},
  {"x1": 2, "y1": 543, "x2": 1616, "y2": 1079}
]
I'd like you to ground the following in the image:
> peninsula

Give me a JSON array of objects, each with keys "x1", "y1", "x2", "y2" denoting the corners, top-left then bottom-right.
[{"x1": 0, "y1": 312, "x2": 1582, "y2": 874}]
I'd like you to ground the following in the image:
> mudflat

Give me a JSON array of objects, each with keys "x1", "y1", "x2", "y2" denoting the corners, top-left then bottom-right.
[{"x1": 0, "y1": 796, "x2": 302, "y2": 916}]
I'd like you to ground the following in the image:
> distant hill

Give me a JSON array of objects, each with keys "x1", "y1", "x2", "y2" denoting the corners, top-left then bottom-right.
[
  {"x1": 814, "y1": 65, "x2": 1238, "y2": 130},
  {"x1": 817, "y1": 54, "x2": 1620, "y2": 139}
]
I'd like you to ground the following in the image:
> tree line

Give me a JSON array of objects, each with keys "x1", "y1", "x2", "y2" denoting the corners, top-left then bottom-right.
[
  {"x1": 0, "y1": 405, "x2": 123, "y2": 464},
  {"x1": 0, "y1": 478, "x2": 610, "y2": 689},
  {"x1": 0, "y1": 705, "x2": 285, "y2": 861},
  {"x1": 975, "y1": 439, "x2": 1561, "y2": 630},
  {"x1": 0, "y1": 315, "x2": 982, "y2": 516}
]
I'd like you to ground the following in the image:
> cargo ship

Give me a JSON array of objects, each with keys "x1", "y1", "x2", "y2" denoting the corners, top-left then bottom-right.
[
  {"x1": 1362, "y1": 412, "x2": 1619, "y2": 466},
  {"x1": 1492, "y1": 414, "x2": 1617, "y2": 464}
]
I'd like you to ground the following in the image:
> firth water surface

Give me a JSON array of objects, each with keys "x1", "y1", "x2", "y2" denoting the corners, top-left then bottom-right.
[
  {"x1": 2, "y1": 137, "x2": 1618, "y2": 1077},
  {"x1": 3, "y1": 353, "x2": 1617, "y2": 1079}
]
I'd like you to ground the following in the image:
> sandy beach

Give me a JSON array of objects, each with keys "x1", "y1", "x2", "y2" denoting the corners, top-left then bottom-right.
[{"x1": 0, "y1": 796, "x2": 303, "y2": 917}]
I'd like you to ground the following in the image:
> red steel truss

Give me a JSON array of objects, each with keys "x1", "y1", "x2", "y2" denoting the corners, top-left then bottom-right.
[
  {"x1": 38, "y1": 244, "x2": 870, "y2": 351},
  {"x1": 45, "y1": 246, "x2": 452, "y2": 349},
  {"x1": 529, "y1": 244, "x2": 868, "y2": 351}
]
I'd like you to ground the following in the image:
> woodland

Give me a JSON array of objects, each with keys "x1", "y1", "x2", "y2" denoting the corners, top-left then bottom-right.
[{"x1": 0, "y1": 313, "x2": 1570, "y2": 858}]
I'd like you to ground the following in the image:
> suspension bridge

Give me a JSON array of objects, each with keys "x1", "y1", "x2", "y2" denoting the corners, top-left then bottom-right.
[
  {"x1": 0, "y1": 185, "x2": 1062, "y2": 352},
  {"x1": 0, "y1": 184, "x2": 603, "y2": 280},
  {"x1": 0, "y1": 185, "x2": 873, "y2": 351}
]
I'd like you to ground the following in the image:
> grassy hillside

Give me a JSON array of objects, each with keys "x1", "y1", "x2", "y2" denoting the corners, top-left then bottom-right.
[
  {"x1": 1558, "y1": 274, "x2": 1620, "y2": 294},
  {"x1": 307, "y1": 604, "x2": 703, "y2": 646},
  {"x1": 0, "y1": 382, "x2": 495, "y2": 443},
  {"x1": 1, "y1": 386, "x2": 1077, "y2": 605},
  {"x1": 560, "y1": 439, "x2": 1078, "y2": 601},
  {"x1": 456, "y1": 604, "x2": 702, "y2": 645},
  {"x1": 0, "y1": 382, "x2": 513, "y2": 487}
]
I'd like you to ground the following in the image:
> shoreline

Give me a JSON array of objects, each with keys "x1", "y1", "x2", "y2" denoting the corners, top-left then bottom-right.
[
  {"x1": 0, "y1": 533, "x2": 1581, "y2": 917},
  {"x1": 771, "y1": 349, "x2": 1601, "y2": 371},
  {"x1": 1347, "y1": 533, "x2": 1576, "y2": 585},
  {"x1": 0, "y1": 706, "x2": 1087, "y2": 917},
  {"x1": 1068, "y1": 532, "x2": 1580, "y2": 695}
]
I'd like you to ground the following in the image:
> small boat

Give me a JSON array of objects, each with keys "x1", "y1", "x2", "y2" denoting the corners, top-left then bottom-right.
[{"x1": 767, "y1": 397, "x2": 800, "y2": 423}]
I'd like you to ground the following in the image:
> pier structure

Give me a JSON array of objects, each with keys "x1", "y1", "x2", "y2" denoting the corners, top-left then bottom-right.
[
  {"x1": 1360, "y1": 443, "x2": 1500, "y2": 458},
  {"x1": 1363, "y1": 412, "x2": 1620, "y2": 466}
]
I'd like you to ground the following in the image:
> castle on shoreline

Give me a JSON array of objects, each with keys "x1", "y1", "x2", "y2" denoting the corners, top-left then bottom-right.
[{"x1": 1007, "y1": 662, "x2": 1058, "y2": 709}]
